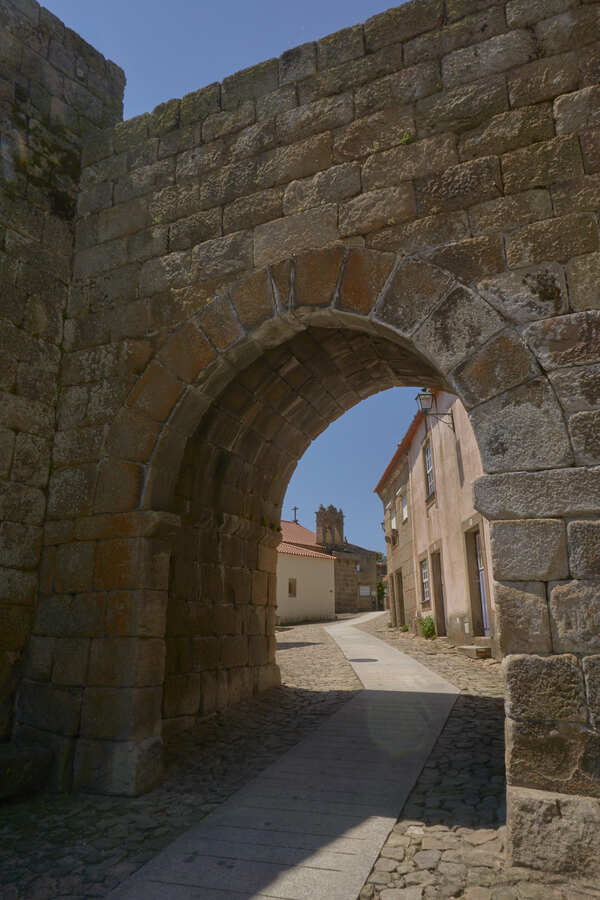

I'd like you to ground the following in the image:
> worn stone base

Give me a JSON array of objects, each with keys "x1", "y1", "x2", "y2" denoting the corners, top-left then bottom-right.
[
  {"x1": 0, "y1": 740, "x2": 53, "y2": 800},
  {"x1": 72, "y1": 737, "x2": 163, "y2": 796},
  {"x1": 14, "y1": 725, "x2": 76, "y2": 792},
  {"x1": 507, "y1": 785, "x2": 600, "y2": 877}
]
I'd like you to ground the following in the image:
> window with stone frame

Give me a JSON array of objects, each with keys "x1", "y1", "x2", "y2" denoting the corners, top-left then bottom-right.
[
  {"x1": 423, "y1": 440, "x2": 435, "y2": 500},
  {"x1": 420, "y1": 558, "x2": 431, "y2": 606},
  {"x1": 288, "y1": 578, "x2": 296, "y2": 597}
]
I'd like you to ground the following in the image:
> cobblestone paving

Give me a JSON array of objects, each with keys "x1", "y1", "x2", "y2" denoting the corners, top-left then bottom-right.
[
  {"x1": 3, "y1": 617, "x2": 599, "y2": 899},
  {"x1": 357, "y1": 613, "x2": 600, "y2": 900},
  {"x1": 0, "y1": 623, "x2": 359, "y2": 899}
]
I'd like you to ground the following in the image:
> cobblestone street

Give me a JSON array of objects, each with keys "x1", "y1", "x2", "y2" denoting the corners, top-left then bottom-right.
[
  {"x1": 357, "y1": 614, "x2": 600, "y2": 900},
  {"x1": 1, "y1": 623, "x2": 359, "y2": 899},
  {"x1": 2, "y1": 616, "x2": 600, "y2": 899}
]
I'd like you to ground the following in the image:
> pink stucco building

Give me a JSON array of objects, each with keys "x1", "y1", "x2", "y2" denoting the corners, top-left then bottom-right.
[{"x1": 375, "y1": 391, "x2": 495, "y2": 651}]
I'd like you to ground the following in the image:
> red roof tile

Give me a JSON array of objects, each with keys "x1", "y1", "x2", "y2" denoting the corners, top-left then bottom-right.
[
  {"x1": 277, "y1": 542, "x2": 334, "y2": 560},
  {"x1": 280, "y1": 520, "x2": 319, "y2": 546}
]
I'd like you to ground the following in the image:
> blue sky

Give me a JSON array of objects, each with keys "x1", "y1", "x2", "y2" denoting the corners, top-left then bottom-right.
[
  {"x1": 44, "y1": 0, "x2": 402, "y2": 120},
  {"x1": 44, "y1": 0, "x2": 418, "y2": 555}
]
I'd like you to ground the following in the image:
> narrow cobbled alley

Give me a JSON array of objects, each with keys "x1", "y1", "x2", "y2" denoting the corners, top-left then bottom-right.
[{"x1": 2, "y1": 614, "x2": 599, "y2": 899}]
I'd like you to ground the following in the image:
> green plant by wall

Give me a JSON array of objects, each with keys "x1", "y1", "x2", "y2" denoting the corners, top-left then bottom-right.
[
  {"x1": 377, "y1": 581, "x2": 385, "y2": 609},
  {"x1": 419, "y1": 616, "x2": 436, "y2": 640},
  {"x1": 400, "y1": 624, "x2": 409, "y2": 632}
]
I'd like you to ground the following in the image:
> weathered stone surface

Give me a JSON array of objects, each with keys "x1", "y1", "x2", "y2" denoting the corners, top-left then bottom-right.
[
  {"x1": 363, "y1": 134, "x2": 458, "y2": 191},
  {"x1": 568, "y1": 521, "x2": 600, "y2": 578},
  {"x1": 283, "y1": 164, "x2": 360, "y2": 215},
  {"x1": 550, "y1": 364, "x2": 600, "y2": 417},
  {"x1": 505, "y1": 654, "x2": 587, "y2": 723},
  {"x1": 570, "y1": 410, "x2": 600, "y2": 465},
  {"x1": 80, "y1": 685, "x2": 162, "y2": 741},
  {"x1": 416, "y1": 75, "x2": 508, "y2": 137},
  {"x1": 338, "y1": 249, "x2": 396, "y2": 315},
  {"x1": 221, "y1": 59, "x2": 278, "y2": 111},
  {"x1": 202, "y1": 101, "x2": 255, "y2": 143},
  {"x1": 277, "y1": 93, "x2": 353, "y2": 145},
  {"x1": 425, "y1": 234, "x2": 504, "y2": 282},
  {"x1": 229, "y1": 268, "x2": 274, "y2": 329},
  {"x1": 493, "y1": 581, "x2": 551, "y2": 655},
  {"x1": 508, "y1": 53, "x2": 579, "y2": 109},
  {"x1": 279, "y1": 42, "x2": 316, "y2": 86},
  {"x1": 549, "y1": 580, "x2": 600, "y2": 654},
  {"x1": 412, "y1": 286, "x2": 504, "y2": 374},
  {"x1": 583, "y1": 656, "x2": 600, "y2": 730},
  {"x1": 364, "y1": 0, "x2": 444, "y2": 51},
  {"x1": 502, "y1": 136, "x2": 583, "y2": 195},
  {"x1": 404, "y1": 6, "x2": 506, "y2": 66},
  {"x1": 442, "y1": 31, "x2": 536, "y2": 89},
  {"x1": 368, "y1": 211, "x2": 470, "y2": 254},
  {"x1": 47, "y1": 465, "x2": 96, "y2": 519},
  {"x1": 72, "y1": 735, "x2": 162, "y2": 795},
  {"x1": 567, "y1": 252, "x2": 600, "y2": 311},
  {"x1": 374, "y1": 258, "x2": 454, "y2": 336},
  {"x1": 223, "y1": 188, "x2": 283, "y2": 234},
  {"x1": 0, "y1": 740, "x2": 53, "y2": 800},
  {"x1": 525, "y1": 311, "x2": 600, "y2": 371},
  {"x1": 254, "y1": 206, "x2": 338, "y2": 266},
  {"x1": 476, "y1": 263, "x2": 567, "y2": 323},
  {"x1": 88, "y1": 638, "x2": 165, "y2": 687},
  {"x1": 354, "y1": 61, "x2": 441, "y2": 119},
  {"x1": 581, "y1": 128, "x2": 600, "y2": 175},
  {"x1": 491, "y1": 519, "x2": 568, "y2": 582},
  {"x1": 191, "y1": 231, "x2": 253, "y2": 284},
  {"x1": 474, "y1": 467, "x2": 600, "y2": 520},
  {"x1": 417, "y1": 156, "x2": 501, "y2": 215},
  {"x1": 535, "y1": 6, "x2": 600, "y2": 57},
  {"x1": 334, "y1": 108, "x2": 415, "y2": 161},
  {"x1": 506, "y1": 715, "x2": 599, "y2": 796},
  {"x1": 459, "y1": 105, "x2": 554, "y2": 162},
  {"x1": 317, "y1": 24, "x2": 364, "y2": 71},
  {"x1": 506, "y1": 214, "x2": 598, "y2": 267},
  {"x1": 256, "y1": 134, "x2": 332, "y2": 189},
  {"x1": 469, "y1": 379, "x2": 574, "y2": 473},
  {"x1": 449, "y1": 329, "x2": 539, "y2": 408},
  {"x1": 507, "y1": 0, "x2": 577, "y2": 29},
  {"x1": 292, "y1": 247, "x2": 345, "y2": 309},
  {"x1": 507, "y1": 786, "x2": 600, "y2": 877},
  {"x1": 339, "y1": 185, "x2": 416, "y2": 237},
  {"x1": 554, "y1": 85, "x2": 600, "y2": 136}
]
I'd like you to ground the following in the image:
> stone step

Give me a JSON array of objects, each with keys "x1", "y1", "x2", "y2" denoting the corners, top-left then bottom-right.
[{"x1": 456, "y1": 644, "x2": 492, "y2": 659}]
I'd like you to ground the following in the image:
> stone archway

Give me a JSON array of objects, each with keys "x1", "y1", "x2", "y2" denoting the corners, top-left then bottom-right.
[
  {"x1": 2, "y1": 0, "x2": 600, "y2": 878},
  {"x1": 15, "y1": 247, "x2": 600, "y2": 874}
]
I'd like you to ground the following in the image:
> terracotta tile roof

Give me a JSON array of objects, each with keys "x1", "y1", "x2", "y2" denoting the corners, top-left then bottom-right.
[
  {"x1": 280, "y1": 520, "x2": 319, "y2": 546},
  {"x1": 277, "y1": 541, "x2": 334, "y2": 561}
]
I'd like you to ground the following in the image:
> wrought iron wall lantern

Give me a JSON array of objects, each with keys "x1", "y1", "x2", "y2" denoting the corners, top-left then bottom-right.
[{"x1": 415, "y1": 389, "x2": 455, "y2": 432}]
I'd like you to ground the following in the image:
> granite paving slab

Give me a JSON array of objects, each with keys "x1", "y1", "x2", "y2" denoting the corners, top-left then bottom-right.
[{"x1": 109, "y1": 613, "x2": 459, "y2": 900}]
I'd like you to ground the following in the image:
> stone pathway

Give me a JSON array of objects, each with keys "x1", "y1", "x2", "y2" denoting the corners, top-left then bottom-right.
[
  {"x1": 0, "y1": 623, "x2": 360, "y2": 899},
  {"x1": 107, "y1": 612, "x2": 458, "y2": 898},
  {"x1": 357, "y1": 614, "x2": 600, "y2": 900},
  {"x1": 2, "y1": 615, "x2": 600, "y2": 898}
]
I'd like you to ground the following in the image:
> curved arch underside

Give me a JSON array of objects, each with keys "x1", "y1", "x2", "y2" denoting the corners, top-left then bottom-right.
[{"x1": 164, "y1": 322, "x2": 442, "y2": 730}]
